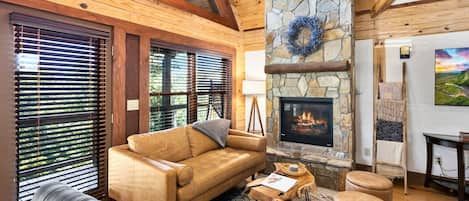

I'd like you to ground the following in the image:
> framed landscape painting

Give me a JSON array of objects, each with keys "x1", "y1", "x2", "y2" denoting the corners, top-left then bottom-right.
[{"x1": 435, "y1": 47, "x2": 469, "y2": 106}]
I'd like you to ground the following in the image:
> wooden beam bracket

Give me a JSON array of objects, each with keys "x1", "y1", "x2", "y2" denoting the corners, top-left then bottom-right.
[
  {"x1": 264, "y1": 60, "x2": 350, "y2": 74},
  {"x1": 371, "y1": 0, "x2": 395, "y2": 17}
]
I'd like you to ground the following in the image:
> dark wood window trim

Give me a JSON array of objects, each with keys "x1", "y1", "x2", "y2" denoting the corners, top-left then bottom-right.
[
  {"x1": 0, "y1": 0, "x2": 238, "y2": 143},
  {"x1": 11, "y1": 12, "x2": 111, "y2": 201},
  {"x1": 148, "y1": 40, "x2": 232, "y2": 131}
]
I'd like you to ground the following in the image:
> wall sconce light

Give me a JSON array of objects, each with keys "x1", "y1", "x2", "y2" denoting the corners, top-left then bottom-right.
[
  {"x1": 384, "y1": 39, "x2": 413, "y2": 59},
  {"x1": 400, "y1": 45, "x2": 412, "y2": 59}
]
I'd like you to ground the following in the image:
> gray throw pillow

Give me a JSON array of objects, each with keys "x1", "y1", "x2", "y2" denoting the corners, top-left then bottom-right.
[
  {"x1": 32, "y1": 182, "x2": 98, "y2": 201},
  {"x1": 192, "y1": 119, "x2": 231, "y2": 147}
]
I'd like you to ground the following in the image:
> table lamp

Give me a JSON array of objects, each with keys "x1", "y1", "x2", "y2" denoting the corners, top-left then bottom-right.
[{"x1": 242, "y1": 80, "x2": 265, "y2": 136}]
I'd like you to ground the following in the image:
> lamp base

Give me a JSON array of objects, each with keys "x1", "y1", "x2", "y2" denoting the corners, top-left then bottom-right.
[{"x1": 247, "y1": 96, "x2": 264, "y2": 136}]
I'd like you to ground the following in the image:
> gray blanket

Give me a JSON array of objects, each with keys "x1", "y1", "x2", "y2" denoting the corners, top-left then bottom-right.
[
  {"x1": 192, "y1": 119, "x2": 231, "y2": 147},
  {"x1": 376, "y1": 119, "x2": 403, "y2": 142},
  {"x1": 32, "y1": 182, "x2": 98, "y2": 201}
]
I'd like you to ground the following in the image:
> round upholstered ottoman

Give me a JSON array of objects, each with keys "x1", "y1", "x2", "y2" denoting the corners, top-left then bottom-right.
[
  {"x1": 334, "y1": 191, "x2": 383, "y2": 201},
  {"x1": 345, "y1": 171, "x2": 393, "y2": 201}
]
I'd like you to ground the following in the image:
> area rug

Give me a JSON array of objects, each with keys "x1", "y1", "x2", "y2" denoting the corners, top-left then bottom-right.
[{"x1": 213, "y1": 186, "x2": 335, "y2": 201}]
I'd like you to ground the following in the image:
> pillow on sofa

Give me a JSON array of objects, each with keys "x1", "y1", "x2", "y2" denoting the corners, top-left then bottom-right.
[
  {"x1": 128, "y1": 127, "x2": 192, "y2": 162},
  {"x1": 186, "y1": 125, "x2": 220, "y2": 157}
]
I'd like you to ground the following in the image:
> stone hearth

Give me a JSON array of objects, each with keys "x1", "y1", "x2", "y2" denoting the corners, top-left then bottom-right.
[{"x1": 264, "y1": 0, "x2": 354, "y2": 190}]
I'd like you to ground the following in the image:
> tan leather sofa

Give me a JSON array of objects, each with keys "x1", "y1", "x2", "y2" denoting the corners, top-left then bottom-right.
[{"x1": 108, "y1": 126, "x2": 267, "y2": 201}]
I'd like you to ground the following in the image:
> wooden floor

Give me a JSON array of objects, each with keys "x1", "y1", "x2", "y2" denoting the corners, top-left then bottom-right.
[{"x1": 392, "y1": 185, "x2": 457, "y2": 201}]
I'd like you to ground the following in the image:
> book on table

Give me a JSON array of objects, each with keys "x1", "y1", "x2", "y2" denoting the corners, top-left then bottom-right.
[{"x1": 261, "y1": 173, "x2": 297, "y2": 193}]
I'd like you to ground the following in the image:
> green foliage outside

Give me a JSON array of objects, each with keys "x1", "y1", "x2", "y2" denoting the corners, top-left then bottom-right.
[
  {"x1": 149, "y1": 50, "x2": 188, "y2": 131},
  {"x1": 435, "y1": 71, "x2": 469, "y2": 106}
]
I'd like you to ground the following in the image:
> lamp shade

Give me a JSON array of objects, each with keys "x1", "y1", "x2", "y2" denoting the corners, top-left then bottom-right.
[{"x1": 242, "y1": 80, "x2": 265, "y2": 95}]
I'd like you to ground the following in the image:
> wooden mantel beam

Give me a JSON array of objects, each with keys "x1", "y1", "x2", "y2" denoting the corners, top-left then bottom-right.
[
  {"x1": 264, "y1": 61, "x2": 350, "y2": 74},
  {"x1": 371, "y1": 0, "x2": 395, "y2": 17}
]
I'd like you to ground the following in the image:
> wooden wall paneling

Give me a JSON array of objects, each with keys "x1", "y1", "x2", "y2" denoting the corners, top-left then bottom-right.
[
  {"x1": 355, "y1": 0, "x2": 469, "y2": 40},
  {"x1": 42, "y1": 0, "x2": 240, "y2": 46},
  {"x1": 139, "y1": 36, "x2": 150, "y2": 133},
  {"x1": 125, "y1": 34, "x2": 140, "y2": 136},
  {"x1": 355, "y1": 0, "x2": 375, "y2": 13},
  {"x1": 233, "y1": 46, "x2": 246, "y2": 130},
  {"x1": 112, "y1": 26, "x2": 127, "y2": 146},
  {"x1": 1, "y1": 0, "x2": 241, "y2": 46},
  {"x1": 0, "y1": 0, "x2": 239, "y2": 49},
  {"x1": 242, "y1": 29, "x2": 265, "y2": 51}
]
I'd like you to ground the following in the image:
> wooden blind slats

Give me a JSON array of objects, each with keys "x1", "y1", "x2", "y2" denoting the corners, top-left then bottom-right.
[
  {"x1": 10, "y1": 13, "x2": 110, "y2": 39},
  {"x1": 149, "y1": 44, "x2": 232, "y2": 132},
  {"x1": 13, "y1": 15, "x2": 108, "y2": 201}
]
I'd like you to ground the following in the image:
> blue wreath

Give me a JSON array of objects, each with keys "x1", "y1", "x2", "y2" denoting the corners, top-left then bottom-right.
[{"x1": 286, "y1": 16, "x2": 324, "y2": 56}]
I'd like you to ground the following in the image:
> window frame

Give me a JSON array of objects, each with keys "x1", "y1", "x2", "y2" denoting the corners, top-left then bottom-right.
[
  {"x1": 148, "y1": 40, "x2": 232, "y2": 131},
  {"x1": 11, "y1": 12, "x2": 112, "y2": 201}
]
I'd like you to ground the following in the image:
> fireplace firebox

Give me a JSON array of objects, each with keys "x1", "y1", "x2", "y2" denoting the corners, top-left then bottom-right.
[{"x1": 280, "y1": 97, "x2": 333, "y2": 147}]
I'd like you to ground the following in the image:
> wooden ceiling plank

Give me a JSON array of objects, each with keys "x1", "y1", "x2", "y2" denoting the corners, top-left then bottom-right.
[{"x1": 231, "y1": 0, "x2": 264, "y2": 31}]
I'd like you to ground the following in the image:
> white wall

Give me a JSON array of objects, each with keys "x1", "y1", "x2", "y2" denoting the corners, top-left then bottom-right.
[
  {"x1": 385, "y1": 32, "x2": 469, "y2": 177},
  {"x1": 355, "y1": 31, "x2": 469, "y2": 178},
  {"x1": 245, "y1": 50, "x2": 267, "y2": 131},
  {"x1": 355, "y1": 40, "x2": 375, "y2": 165}
]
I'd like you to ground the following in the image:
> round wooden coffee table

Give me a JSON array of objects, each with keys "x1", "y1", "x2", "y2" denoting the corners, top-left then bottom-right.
[{"x1": 247, "y1": 163, "x2": 317, "y2": 201}]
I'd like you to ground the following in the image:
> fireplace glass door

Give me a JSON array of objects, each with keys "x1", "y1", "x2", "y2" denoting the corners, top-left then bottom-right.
[{"x1": 280, "y1": 97, "x2": 333, "y2": 147}]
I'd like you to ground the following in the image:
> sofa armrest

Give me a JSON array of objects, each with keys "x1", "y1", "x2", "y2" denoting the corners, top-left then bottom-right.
[
  {"x1": 226, "y1": 132, "x2": 267, "y2": 152},
  {"x1": 228, "y1": 129, "x2": 264, "y2": 138},
  {"x1": 109, "y1": 145, "x2": 177, "y2": 201}
]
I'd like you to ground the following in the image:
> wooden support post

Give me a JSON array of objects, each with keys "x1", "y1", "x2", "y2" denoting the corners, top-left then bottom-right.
[
  {"x1": 112, "y1": 26, "x2": 127, "y2": 146},
  {"x1": 139, "y1": 36, "x2": 150, "y2": 133}
]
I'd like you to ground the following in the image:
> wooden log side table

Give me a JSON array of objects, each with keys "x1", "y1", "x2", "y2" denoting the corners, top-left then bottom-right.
[
  {"x1": 423, "y1": 132, "x2": 469, "y2": 201},
  {"x1": 247, "y1": 163, "x2": 316, "y2": 201}
]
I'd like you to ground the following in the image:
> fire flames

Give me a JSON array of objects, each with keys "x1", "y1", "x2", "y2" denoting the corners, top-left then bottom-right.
[{"x1": 295, "y1": 112, "x2": 327, "y2": 127}]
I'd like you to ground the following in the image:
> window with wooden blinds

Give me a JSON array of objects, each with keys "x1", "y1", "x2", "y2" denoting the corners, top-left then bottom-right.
[
  {"x1": 12, "y1": 13, "x2": 110, "y2": 201},
  {"x1": 149, "y1": 43, "x2": 232, "y2": 131},
  {"x1": 195, "y1": 54, "x2": 232, "y2": 121}
]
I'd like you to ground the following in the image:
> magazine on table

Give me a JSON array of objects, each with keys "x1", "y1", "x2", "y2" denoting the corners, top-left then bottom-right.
[{"x1": 261, "y1": 173, "x2": 297, "y2": 192}]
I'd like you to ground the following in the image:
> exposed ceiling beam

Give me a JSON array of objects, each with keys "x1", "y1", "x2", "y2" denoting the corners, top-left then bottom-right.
[
  {"x1": 158, "y1": 0, "x2": 239, "y2": 30},
  {"x1": 371, "y1": 0, "x2": 395, "y2": 17}
]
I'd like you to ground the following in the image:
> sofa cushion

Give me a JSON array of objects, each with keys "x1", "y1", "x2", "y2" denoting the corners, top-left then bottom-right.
[
  {"x1": 177, "y1": 148, "x2": 265, "y2": 201},
  {"x1": 127, "y1": 127, "x2": 192, "y2": 162},
  {"x1": 186, "y1": 125, "x2": 220, "y2": 157}
]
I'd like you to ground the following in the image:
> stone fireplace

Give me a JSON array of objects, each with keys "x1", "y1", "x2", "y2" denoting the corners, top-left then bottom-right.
[
  {"x1": 264, "y1": 0, "x2": 354, "y2": 190},
  {"x1": 280, "y1": 97, "x2": 333, "y2": 147}
]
